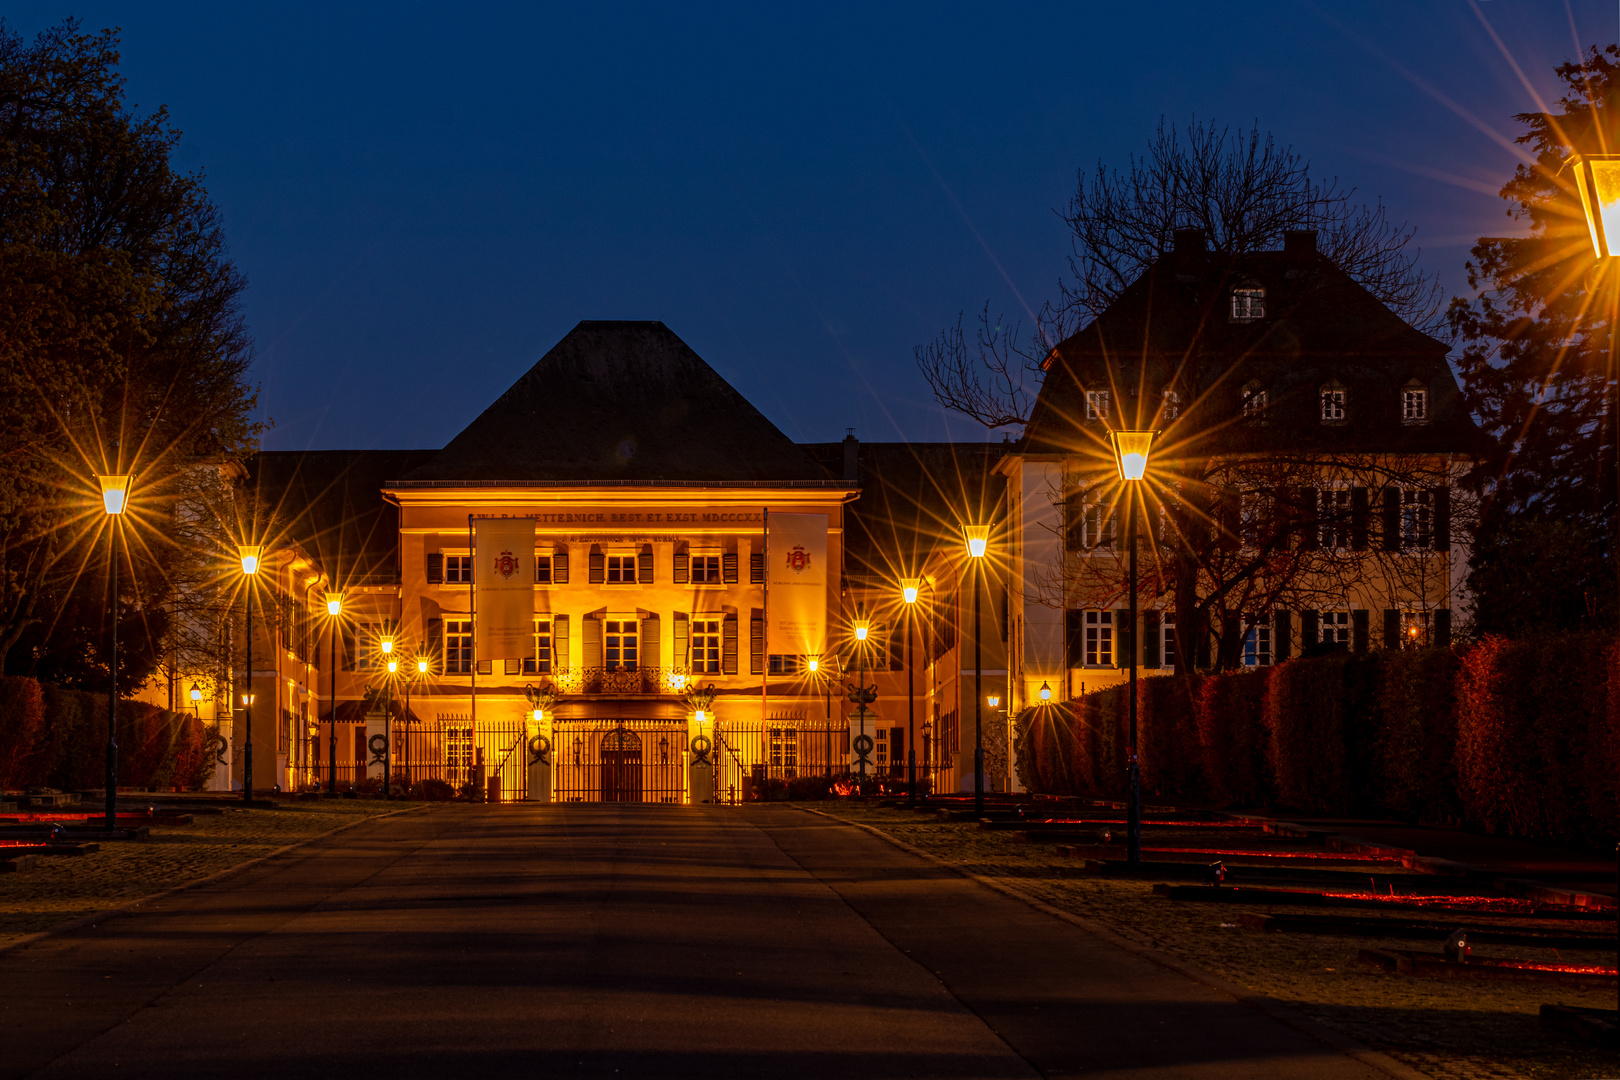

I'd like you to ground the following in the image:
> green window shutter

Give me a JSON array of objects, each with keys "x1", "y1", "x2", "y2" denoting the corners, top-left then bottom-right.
[
  {"x1": 426, "y1": 553, "x2": 443, "y2": 584},
  {"x1": 641, "y1": 613, "x2": 660, "y2": 667},
  {"x1": 1351, "y1": 609, "x2": 1370, "y2": 654},
  {"x1": 674, "y1": 613, "x2": 689, "y2": 669},
  {"x1": 1433, "y1": 486, "x2": 1450, "y2": 551},
  {"x1": 588, "y1": 545, "x2": 604, "y2": 585},
  {"x1": 552, "y1": 614, "x2": 569, "y2": 668},
  {"x1": 722, "y1": 553, "x2": 738, "y2": 584},
  {"x1": 1143, "y1": 610, "x2": 1162, "y2": 669},
  {"x1": 723, "y1": 614, "x2": 738, "y2": 674},
  {"x1": 583, "y1": 615, "x2": 602, "y2": 668},
  {"x1": 750, "y1": 614, "x2": 764, "y2": 675},
  {"x1": 1273, "y1": 609, "x2": 1291, "y2": 662},
  {"x1": 1300, "y1": 609, "x2": 1319, "y2": 648},
  {"x1": 553, "y1": 548, "x2": 570, "y2": 584},
  {"x1": 673, "y1": 551, "x2": 689, "y2": 584},
  {"x1": 1382, "y1": 487, "x2": 1401, "y2": 552},
  {"x1": 750, "y1": 553, "x2": 764, "y2": 585},
  {"x1": 638, "y1": 546, "x2": 654, "y2": 584},
  {"x1": 1383, "y1": 609, "x2": 1400, "y2": 650},
  {"x1": 1350, "y1": 487, "x2": 1369, "y2": 551}
]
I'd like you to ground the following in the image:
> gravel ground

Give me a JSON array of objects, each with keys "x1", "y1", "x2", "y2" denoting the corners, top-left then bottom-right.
[
  {"x1": 817, "y1": 803, "x2": 1619, "y2": 1080},
  {"x1": 0, "y1": 798, "x2": 405, "y2": 948}
]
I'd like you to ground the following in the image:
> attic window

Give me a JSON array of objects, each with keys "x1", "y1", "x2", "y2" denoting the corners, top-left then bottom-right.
[
  {"x1": 1242, "y1": 381, "x2": 1267, "y2": 423},
  {"x1": 1320, "y1": 380, "x2": 1347, "y2": 423},
  {"x1": 1230, "y1": 281, "x2": 1265, "y2": 323},
  {"x1": 1403, "y1": 381, "x2": 1429, "y2": 425},
  {"x1": 1085, "y1": 390, "x2": 1110, "y2": 421}
]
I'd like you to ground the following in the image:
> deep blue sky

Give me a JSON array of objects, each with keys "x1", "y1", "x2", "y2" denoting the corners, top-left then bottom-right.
[{"x1": 8, "y1": 2, "x2": 1615, "y2": 450}]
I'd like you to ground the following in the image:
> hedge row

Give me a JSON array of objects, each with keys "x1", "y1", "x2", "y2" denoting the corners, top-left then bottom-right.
[
  {"x1": 0, "y1": 676, "x2": 210, "y2": 792},
  {"x1": 1014, "y1": 635, "x2": 1618, "y2": 850}
]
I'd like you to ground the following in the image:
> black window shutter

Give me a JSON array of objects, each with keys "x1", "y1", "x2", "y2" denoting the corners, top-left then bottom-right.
[
  {"x1": 553, "y1": 549, "x2": 569, "y2": 584},
  {"x1": 1383, "y1": 609, "x2": 1400, "y2": 650},
  {"x1": 674, "y1": 613, "x2": 689, "y2": 666},
  {"x1": 749, "y1": 553, "x2": 764, "y2": 584},
  {"x1": 749, "y1": 615, "x2": 763, "y2": 674},
  {"x1": 1433, "y1": 486, "x2": 1450, "y2": 551},
  {"x1": 1063, "y1": 492, "x2": 1083, "y2": 552},
  {"x1": 1382, "y1": 487, "x2": 1401, "y2": 552},
  {"x1": 638, "y1": 546, "x2": 654, "y2": 584},
  {"x1": 1297, "y1": 488, "x2": 1319, "y2": 551},
  {"x1": 1273, "y1": 609, "x2": 1291, "y2": 662},
  {"x1": 1117, "y1": 612, "x2": 1135, "y2": 670},
  {"x1": 426, "y1": 618, "x2": 443, "y2": 668},
  {"x1": 673, "y1": 551, "x2": 689, "y2": 584},
  {"x1": 588, "y1": 545, "x2": 605, "y2": 584},
  {"x1": 1065, "y1": 610, "x2": 1084, "y2": 668},
  {"x1": 1300, "y1": 609, "x2": 1319, "y2": 648},
  {"x1": 1143, "y1": 610, "x2": 1162, "y2": 669},
  {"x1": 426, "y1": 553, "x2": 443, "y2": 583},
  {"x1": 722, "y1": 553, "x2": 738, "y2": 584},
  {"x1": 1434, "y1": 608, "x2": 1452, "y2": 649},
  {"x1": 1350, "y1": 487, "x2": 1370, "y2": 550},
  {"x1": 723, "y1": 615, "x2": 738, "y2": 674},
  {"x1": 1351, "y1": 609, "x2": 1370, "y2": 654}
]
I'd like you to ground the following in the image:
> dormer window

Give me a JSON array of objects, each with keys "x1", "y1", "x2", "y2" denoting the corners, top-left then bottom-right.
[
  {"x1": 1085, "y1": 390, "x2": 1110, "y2": 420},
  {"x1": 1320, "y1": 380, "x2": 1347, "y2": 423},
  {"x1": 1403, "y1": 380, "x2": 1429, "y2": 425},
  {"x1": 1242, "y1": 381, "x2": 1267, "y2": 423},
  {"x1": 1230, "y1": 281, "x2": 1265, "y2": 323}
]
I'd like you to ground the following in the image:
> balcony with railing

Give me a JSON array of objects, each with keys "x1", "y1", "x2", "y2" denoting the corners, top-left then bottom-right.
[{"x1": 547, "y1": 666, "x2": 694, "y2": 695}]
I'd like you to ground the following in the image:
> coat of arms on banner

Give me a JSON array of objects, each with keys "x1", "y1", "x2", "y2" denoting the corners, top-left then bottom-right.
[
  {"x1": 785, "y1": 545, "x2": 812, "y2": 574},
  {"x1": 493, "y1": 550, "x2": 522, "y2": 579}
]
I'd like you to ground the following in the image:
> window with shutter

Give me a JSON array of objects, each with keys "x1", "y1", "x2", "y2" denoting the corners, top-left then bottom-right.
[
  {"x1": 638, "y1": 546, "x2": 654, "y2": 584},
  {"x1": 749, "y1": 553, "x2": 764, "y2": 584},
  {"x1": 1350, "y1": 609, "x2": 1370, "y2": 654},
  {"x1": 750, "y1": 615, "x2": 764, "y2": 675},
  {"x1": 690, "y1": 617, "x2": 720, "y2": 674},
  {"x1": 722, "y1": 553, "x2": 738, "y2": 584},
  {"x1": 1383, "y1": 609, "x2": 1401, "y2": 650},
  {"x1": 1065, "y1": 610, "x2": 1084, "y2": 668},
  {"x1": 553, "y1": 615, "x2": 569, "y2": 668},
  {"x1": 589, "y1": 546, "x2": 605, "y2": 585},
  {"x1": 1433, "y1": 487, "x2": 1451, "y2": 551},
  {"x1": 426, "y1": 553, "x2": 444, "y2": 584},
  {"x1": 535, "y1": 554, "x2": 551, "y2": 584},
  {"x1": 1350, "y1": 487, "x2": 1370, "y2": 550},
  {"x1": 640, "y1": 613, "x2": 660, "y2": 667},
  {"x1": 582, "y1": 616, "x2": 602, "y2": 668},
  {"x1": 1273, "y1": 610, "x2": 1291, "y2": 662},
  {"x1": 1143, "y1": 611, "x2": 1161, "y2": 669},
  {"x1": 1301, "y1": 609, "x2": 1319, "y2": 648},
  {"x1": 673, "y1": 550, "x2": 690, "y2": 584},
  {"x1": 722, "y1": 615, "x2": 738, "y2": 674},
  {"x1": 553, "y1": 548, "x2": 569, "y2": 584},
  {"x1": 674, "y1": 613, "x2": 690, "y2": 670}
]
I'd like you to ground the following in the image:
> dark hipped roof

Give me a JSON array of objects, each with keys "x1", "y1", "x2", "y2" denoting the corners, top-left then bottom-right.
[
  {"x1": 397, "y1": 321, "x2": 840, "y2": 486},
  {"x1": 802, "y1": 440, "x2": 1008, "y2": 584},
  {"x1": 1023, "y1": 235, "x2": 1479, "y2": 458},
  {"x1": 251, "y1": 449, "x2": 437, "y2": 586}
]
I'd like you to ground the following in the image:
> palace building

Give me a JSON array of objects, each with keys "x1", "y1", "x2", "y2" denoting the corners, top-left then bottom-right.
[{"x1": 213, "y1": 322, "x2": 1009, "y2": 802}]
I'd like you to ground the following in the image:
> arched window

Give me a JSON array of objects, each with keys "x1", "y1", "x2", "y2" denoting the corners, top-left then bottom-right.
[
  {"x1": 1230, "y1": 281, "x2": 1265, "y2": 322},
  {"x1": 1320, "y1": 380, "x2": 1347, "y2": 423},
  {"x1": 1402, "y1": 379, "x2": 1428, "y2": 425},
  {"x1": 1242, "y1": 381, "x2": 1267, "y2": 423}
]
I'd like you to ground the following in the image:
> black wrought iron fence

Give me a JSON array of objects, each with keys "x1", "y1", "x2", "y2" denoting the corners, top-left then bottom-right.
[{"x1": 552, "y1": 719, "x2": 689, "y2": 803}]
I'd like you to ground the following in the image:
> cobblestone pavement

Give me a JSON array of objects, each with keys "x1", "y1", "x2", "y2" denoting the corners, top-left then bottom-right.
[
  {"x1": 0, "y1": 799, "x2": 405, "y2": 947},
  {"x1": 818, "y1": 804, "x2": 1616, "y2": 1080}
]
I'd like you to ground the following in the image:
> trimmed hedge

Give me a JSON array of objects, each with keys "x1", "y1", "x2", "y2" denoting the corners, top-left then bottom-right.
[
  {"x1": 1015, "y1": 635, "x2": 1620, "y2": 851},
  {"x1": 0, "y1": 678, "x2": 209, "y2": 792}
]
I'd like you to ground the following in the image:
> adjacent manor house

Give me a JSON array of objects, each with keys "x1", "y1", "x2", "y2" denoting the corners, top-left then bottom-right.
[
  {"x1": 206, "y1": 322, "x2": 1009, "y2": 801},
  {"x1": 997, "y1": 228, "x2": 1478, "y2": 714}
]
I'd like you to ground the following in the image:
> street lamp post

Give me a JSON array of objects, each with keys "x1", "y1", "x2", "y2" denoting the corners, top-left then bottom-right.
[
  {"x1": 325, "y1": 593, "x2": 341, "y2": 794},
  {"x1": 1568, "y1": 152, "x2": 1620, "y2": 1018},
  {"x1": 382, "y1": 637, "x2": 395, "y2": 798},
  {"x1": 238, "y1": 546, "x2": 263, "y2": 804},
  {"x1": 1109, "y1": 431, "x2": 1157, "y2": 869},
  {"x1": 901, "y1": 577, "x2": 921, "y2": 807},
  {"x1": 962, "y1": 524, "x2": 989, "y2": 819},
  {"x1": 96, "y1": 474, "x2": 130, "y2": 830}
]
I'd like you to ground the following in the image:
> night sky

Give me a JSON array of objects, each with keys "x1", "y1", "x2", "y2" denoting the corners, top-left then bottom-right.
[{"x1": 7, "y1": 2, "x2": 1614, "y2": 451}]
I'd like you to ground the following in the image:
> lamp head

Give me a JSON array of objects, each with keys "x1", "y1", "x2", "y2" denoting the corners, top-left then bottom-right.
[
  {"x1": 387, "y1": 659, "x2": 397, "y2": 674},
  {"x1": 96, "y1": 474, "x2": 132, "y2": 515},
  {"x1": 1039, "y1": 681, "x2": 1052, "y2": 701},
  {"x1": 380, "y1": 638, "x2": 393, "y2": 654},
  {"x1": 325, "y1": 592, "x2": 342, "y2": 616},
  {"x1": 189, "y1": 683, "x2": 202, "y2": 703},
  {"x1": 987, "y1": 695, "x2": 1000, "y2": 709},
  {"x1": 901, "y1": 576, "x2": 922, "y2": 604},
  {"x1": 238, "y1": 545, "x2": 264, "y2": 576},
  {"x1": 807, "y1": 657, "x2": 819, "y2": 674},
  {"x1": 241, "y1": 693, "x2": 254, "y2": 706},
  {"x1": 417, "y1": 657, "x2": 429, "y2": 674},
  {"x1": 1571, "y1": 153, "x2": 1620, "y2": 259},
  {"x1": 532, "y1": 708, "x2": 544, "y2": 723},
  {"x1": 693, "y1": 709, "x2": 707, "y2": 724},
  {"x1": 962, "y1": 523, "x2": 990, "y2": 559},
  {"x1": 1109, "y1": 430, "x2": 1158, "y2": 481},
  {"x1": 853, "y1": 618, "x2": 869, "y2": 642}
]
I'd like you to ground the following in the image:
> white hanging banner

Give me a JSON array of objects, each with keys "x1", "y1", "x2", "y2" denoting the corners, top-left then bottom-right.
[
  {"x1": 474, "y1": 517, "x2": 535, "y2": 660},
  {"x1": 766, "y1": 512, "x2": 827, "y2": 657}
]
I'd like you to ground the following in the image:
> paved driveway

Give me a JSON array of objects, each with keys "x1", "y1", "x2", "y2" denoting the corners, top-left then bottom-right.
[{"x1": 0, "y1": 804, "x2": 1392, "y2": 1079}]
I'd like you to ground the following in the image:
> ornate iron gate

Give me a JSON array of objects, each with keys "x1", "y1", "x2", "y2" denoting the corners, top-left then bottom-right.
[{"x1": 553, "y1": 720, "x2": 688, "y2": 803}]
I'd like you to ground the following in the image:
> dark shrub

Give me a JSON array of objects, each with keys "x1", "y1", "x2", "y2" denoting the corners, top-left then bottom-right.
[
  {"x1": 1196, "y1": 670, "x2": 1269, "y2": 807},
  {"x1": 0, "y1": 677, "x2": 45, "y2": 788},
  {"x1": 1266, "y1": 656, "x2": 1355, "y2": 813},
  {"x1": 1140, "y1": 675, "x2": 1204, "y2": 801},
  {"x1": 1374, "y1": 647, "x2": 1463, "y2": 824},
  {"x1": 410, "y1": 777, "x2": 457, "y2": 801}
]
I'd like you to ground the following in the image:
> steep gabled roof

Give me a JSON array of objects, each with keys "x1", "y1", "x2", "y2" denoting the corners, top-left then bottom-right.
[
  {"x1": 396, "y1": 321, "x2": 838, "y2": 486},
  {"x1": 1023, "y1": 235, "x2": 1479, "y2": 458}
]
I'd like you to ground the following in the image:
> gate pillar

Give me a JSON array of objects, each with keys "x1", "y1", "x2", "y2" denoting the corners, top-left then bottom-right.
[
  {"x1": 849, "y1": 704, "x2": 876, "y2": 778},
  {"x1": 688, "y1": 730, "x2": 715, "y2": 804},
  {"x1": 364, "y1": 712, "x2": 388, "y2": 782},
  {"x1": 525, "y1": 719, "x2": 553, "y2": 803}
]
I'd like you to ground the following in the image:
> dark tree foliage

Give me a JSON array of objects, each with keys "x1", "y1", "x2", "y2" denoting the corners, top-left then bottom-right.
[
  {"x1": 0, "y1": 19, "x2": 259, "y2": 687},
  {"x1": 1448, "y1": 45, "x2": 1620, "y2": 633}
]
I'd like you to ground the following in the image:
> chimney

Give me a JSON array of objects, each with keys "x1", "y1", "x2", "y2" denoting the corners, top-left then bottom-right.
[
  {"x1": 842, "y1": 429, "x2": 859, "y2": 484},
  {"x1": 1283, "y1": 229, "x2": 1317, "y2": 255},
  {"x1": 1173, "y1": 228, "x2": 1207, "y2": 253}
]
